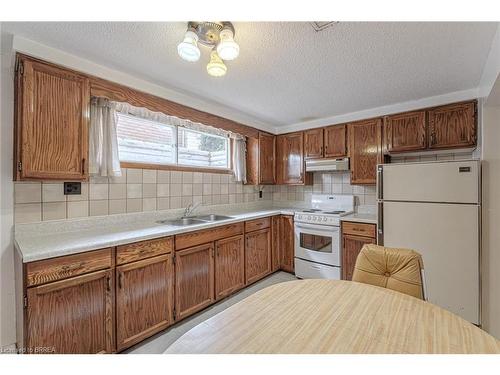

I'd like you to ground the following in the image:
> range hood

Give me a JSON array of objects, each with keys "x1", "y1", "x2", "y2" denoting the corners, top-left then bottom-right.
[{"x1": 305, "y1": 158, "x2": 350, "y2": 172}]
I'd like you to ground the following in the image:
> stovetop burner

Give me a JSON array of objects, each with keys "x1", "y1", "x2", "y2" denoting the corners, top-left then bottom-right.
[{"x1": 301, "y1": 209, "x2": 347, "y2": 215}]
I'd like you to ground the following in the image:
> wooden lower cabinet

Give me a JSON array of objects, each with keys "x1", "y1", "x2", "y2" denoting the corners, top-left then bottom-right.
[
  {"x1": 271, "y1": 216, "x2": 281, "y2": 272},
  {"x1": 280, "y1": 215, "x2": 295, "y2": 273},
  {"x1": 215, "y1": 235, "x2": 245, "y2": 300},
  {"x1": 116, "y1": 254, "x2": 174, "y2": 351},
  {"x1": 20, "y1": 216, "x2": 299, "y2": 354},
  {"x1": 245, "y1": 228, "x2": 271, "y2": 284},
  {"x1": 26, "y1": 269, "x2": 114, "y2": 354},
  {"x1": 341, "y1": 221, "x2": 377, "y2": 281},
  {"x1": 174, "y1": 243, "x2": 215, "y2": 320}
]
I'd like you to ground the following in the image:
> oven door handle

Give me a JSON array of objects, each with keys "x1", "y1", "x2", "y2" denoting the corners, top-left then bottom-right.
[{"x1": 295, "y1": 223, "x2": 339, "y2": 233}]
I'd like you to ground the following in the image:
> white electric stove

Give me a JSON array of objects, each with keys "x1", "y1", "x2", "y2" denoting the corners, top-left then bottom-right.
[{"x1": 294, "y1": 194, "x2": 354, "y2": 280}]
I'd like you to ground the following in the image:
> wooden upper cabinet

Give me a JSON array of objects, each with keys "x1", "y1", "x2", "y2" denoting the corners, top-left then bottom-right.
[
  {"x1": 384, "y1": 110, "x2": 427, "y2": 153},
  {"x1": 175, "y1": 243, "x2": 215, "y2": 320},
  {"x1": 246, "y1": 132, "x2": 275, "y2": 185},
  {"x1": 279, "y1": 215, "x2": 295, "y2": 273},
  {"x1": 116, "y1": 254, "x2": 174, "y2": 351},
  {"x1": 428, "y1": 101, "x2": 477, "y2": 150},
  {"x1": 348, "y1": 118, "x2": 382, "y2": 185},
  {"x1": 259, "y1": 132, "x2": 276, "y2": 184},
  {"x1": 324, "y1": 124, "x2": 347, "y2": 158},
  {"x1": 215, "y1": 235, "x2": 245, "y2": 300},
  {"x1": 304, "y1": 128, "x2": 324, "y2": 159},
  {"x1": 15, "y1": 56, "x2": 90, "y2": 181},
  {"x1": 26, "y1": 269, "x2": 114, "y2": 354},
  {"x1": 276, "y1": 132, "x2": 311, "y2": 185}
]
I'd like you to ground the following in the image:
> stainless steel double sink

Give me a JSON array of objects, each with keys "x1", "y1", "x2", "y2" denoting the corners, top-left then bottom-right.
[{"x1": 156, "y1": 214, "x2": 234, "y2": 227}]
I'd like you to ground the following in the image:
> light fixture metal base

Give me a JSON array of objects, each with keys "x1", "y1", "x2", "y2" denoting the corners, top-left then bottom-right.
[{"x1": 188, "y1": 21, "x2": 234, "y2": 47}]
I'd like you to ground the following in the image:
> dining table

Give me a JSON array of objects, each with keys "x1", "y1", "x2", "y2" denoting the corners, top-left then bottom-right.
[{"x1": 165, "y1": 279, "x2": 500, "y2": 354}]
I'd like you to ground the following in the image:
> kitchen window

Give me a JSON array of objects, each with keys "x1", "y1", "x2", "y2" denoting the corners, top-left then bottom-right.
[{"x1": 116, "y1": 112, "x2": 230, "y2": 170}]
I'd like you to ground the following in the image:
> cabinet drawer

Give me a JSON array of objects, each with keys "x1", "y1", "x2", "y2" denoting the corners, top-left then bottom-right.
[
  {"x1": 175, "y1": 222, "x2": 244, "y2": 250},
  {"x1": 26, "y1": 248, "x2": 113, "y2": 287},
  {"x1": 342, "y1": 222, "x2": 376, "y2": 238},
  {"x1": 117, "y1": 237, "x2": 173, "y2": 265},
  {"x1": 245, "y1": 217, "x2": 271, "y2": 232}
]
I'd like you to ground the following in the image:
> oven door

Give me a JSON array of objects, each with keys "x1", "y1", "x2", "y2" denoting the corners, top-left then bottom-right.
[{"x1": 294, "y1": 222, "x2": 340, "y2": 266}]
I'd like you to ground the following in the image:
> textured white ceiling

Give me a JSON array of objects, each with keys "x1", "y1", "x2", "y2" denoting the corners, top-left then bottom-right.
[{"x1": 1, "y1": 22, "x2": 497, "y2": 128}]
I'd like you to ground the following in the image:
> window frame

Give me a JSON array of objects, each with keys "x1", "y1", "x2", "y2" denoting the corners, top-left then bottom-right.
[{"x1": 117, "y1": 113, "x2": 234, "y2": 174}]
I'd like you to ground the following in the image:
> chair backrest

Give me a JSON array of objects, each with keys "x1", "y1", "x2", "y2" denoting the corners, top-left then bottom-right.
[{"x1": 352, "y1": 244, "x2": 425, "y2": 300}]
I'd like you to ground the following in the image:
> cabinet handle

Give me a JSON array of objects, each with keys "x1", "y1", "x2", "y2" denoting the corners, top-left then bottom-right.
[
  {"x1": 430, "y1": 133, "x2": 436, "y2": 145},
  {"x1": 106, "y1": 276, "x2": 111, "y2": 292},
  {"x1": 118, "y1": 273, "x2": 123, "y2": 289}
]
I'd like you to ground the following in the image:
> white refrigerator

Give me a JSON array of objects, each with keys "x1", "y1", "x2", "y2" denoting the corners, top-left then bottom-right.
[{"x1": 377, "y1": 160, "x2": 481, "y2": 324}]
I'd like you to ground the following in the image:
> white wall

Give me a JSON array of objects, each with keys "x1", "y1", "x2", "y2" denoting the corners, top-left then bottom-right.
[
  {"x1": 481, "y1": 100, "x2": 500, "y2": 339},
  {"x1": 0, "y1": 30, "x2": 16, "y2": 348}
]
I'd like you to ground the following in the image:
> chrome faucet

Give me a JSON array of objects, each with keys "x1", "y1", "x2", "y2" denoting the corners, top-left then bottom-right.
[{"x1": 183, "y1": 202, "x2": 200, "y2": 218}]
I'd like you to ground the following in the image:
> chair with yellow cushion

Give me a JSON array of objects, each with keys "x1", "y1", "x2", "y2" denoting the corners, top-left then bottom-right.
[{"x1": 352, "y1": 244, "x2": 427, "y2": 300}]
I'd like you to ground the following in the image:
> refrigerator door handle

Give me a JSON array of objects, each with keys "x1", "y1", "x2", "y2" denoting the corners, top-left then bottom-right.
[
  {"x1": 377, "y1": 165, "x2": 383, "y2": 200},
  {"x1": 377, "y1": 201, "x2": 384, "y2": 245}
]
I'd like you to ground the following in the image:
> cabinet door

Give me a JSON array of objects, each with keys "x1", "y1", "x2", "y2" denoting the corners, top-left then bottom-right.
[
  {"x1": 428, "y1": 101, "x2": 477, "y2": 149},
  {"x1": 16, "y1": 58, "x2": 89, "y2": 180},
  {"x1": 349, "y1": 118, "x2": 382, "y2": 185},
  {"x1": 245, "y1": 228, "x2": 271, "y2": 284},
  {"x1": 259, "y1": 132, "x2": 276, "y2": 184},
  {"x1": 280, "y1": 215, "x2": 295, "y2": 273},
  {"x1": 175, "y1": 243, "x2": 215, "y2": 320},
  {"x1": 384, "y1": 110, "x2": 426, "y2": 153},
  {"x1": 26, "y1": 269, "x2": 113, "y2": 354},
  {"x1": 342, "y1": 234, "x2": 376, "y2": 281},
  {"x1": 215, "y1": 235, "x2": 245, "y2": 300},
  {"x1": 304, "y1": 128, "x2": 324, "y2": 159},
  {"x1": 116, "y1": 254, "x2": 174, "y2": 351},
  {"x1": 277, "y1": 132, "x2": 308, "y2": 185},
  {"x1": 324, "y1": 124, "x2": 347, "y2": 158},
  {"x1": 271, "y1": 216, "x2": 281, "y2": 272}
]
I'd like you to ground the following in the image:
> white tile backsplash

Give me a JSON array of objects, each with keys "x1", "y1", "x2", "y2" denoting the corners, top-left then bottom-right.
[
  {"x1": 67, "y1": 201, "x2": 89, "y2": 218},
  {"x1": 15, "y1": 183, "x2": 41, "y2": 204},
  {"x1": 42, "y1": 183, "x2": 66, "y2": 202},
  {"x1": 127, "y1": 168, "x2": 143, "y2": 183},
  {"x1": 89, "y1": 200, "x2": 108, "y2": 216},
  {"x1": 109, "y1": 184, "x2": 126, "y2": 200},
  {"x1": 42, "y1": 202, "x2": 67, "y2": 221},
  {"x1": 13, "y1": 167, "x2": 268, "y2": 223},
  {"x1": 142, "y1": 169, "x2": 157, "y2": 184},
  {"x1": 89, "y1": 183, "x2": 108, "y2": 200}
]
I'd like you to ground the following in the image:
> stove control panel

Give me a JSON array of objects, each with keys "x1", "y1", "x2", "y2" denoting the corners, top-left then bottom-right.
[{"x1": 294, "y1": 214, "x2": 341, "y2": 226}]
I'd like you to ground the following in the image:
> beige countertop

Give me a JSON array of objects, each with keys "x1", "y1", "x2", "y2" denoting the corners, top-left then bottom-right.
[
  {"x1": 15, "y1": 205, "x2": 297, "y2": 263},
  {"x1": 15, "y1": 202, "x2": 377, "y2": 263},
  {"x1": 340, "y1": 213, "x2": 377, "y2": 225}
]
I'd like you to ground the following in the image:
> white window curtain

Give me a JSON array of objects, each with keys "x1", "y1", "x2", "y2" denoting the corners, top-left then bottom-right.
[
  {"x1": 89, "y1": 97, "x2": 122, "y2": 177},
  {"x1": 232, "y1": 138, "x2": 247, "y2": 183},
  {"x1": 114, "y1": 102, "x2": 247, "y2": 182}
]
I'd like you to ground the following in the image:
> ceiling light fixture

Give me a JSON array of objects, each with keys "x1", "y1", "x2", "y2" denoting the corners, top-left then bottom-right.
[
  {"x1": 207, "y1": 50, "x2": 227, "y2": 77},
  {"x1": 177, "y1": 28, "x2": 201, "y2": 62},
  {"x1": 178, "y1": 22, "x2": 239, "y2": 77}
]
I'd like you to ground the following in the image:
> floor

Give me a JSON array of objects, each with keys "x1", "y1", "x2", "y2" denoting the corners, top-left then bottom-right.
[{"x1": 125, "y1": 271, "x2": 297, "y2": 354}]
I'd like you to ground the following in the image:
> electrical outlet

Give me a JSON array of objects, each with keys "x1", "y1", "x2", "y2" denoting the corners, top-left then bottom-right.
[{"x1": 64, "y1": 182, "x2": 81, "y2": 195}]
